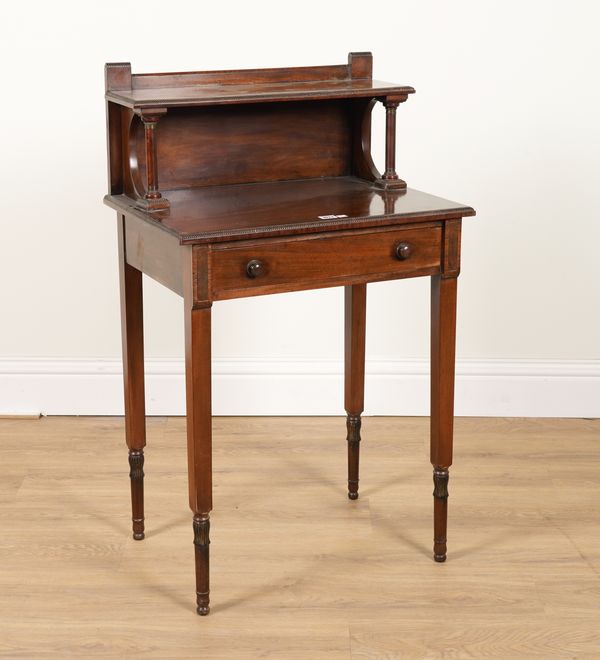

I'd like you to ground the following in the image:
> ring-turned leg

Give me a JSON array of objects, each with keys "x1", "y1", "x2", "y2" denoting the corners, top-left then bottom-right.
[
  {"x1": 433, "y1": 467, "x2": 449, "y2": 561},
  {"x1": 193, "y1": 514, "x2": 210, "y2": 615},
  {"x1": 128, "y1": 450, "x2": 145, "y2": 540},
  {"x1": 117, "y1": 215, "x2": 146, "y2": 541},
  {"x1": 344, "y1": 284, "x2": 367, "y2": 500},
  {"x1": 430, "y1": 275, "x2": 458, "y2": 562},
  {"x1": 184, "y1": 299, "x2": 213, "y2": 615}
]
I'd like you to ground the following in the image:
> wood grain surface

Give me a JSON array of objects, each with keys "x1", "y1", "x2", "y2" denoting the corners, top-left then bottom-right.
[
  {"x1": 1, "y1": 416, "x2": 599, "y2": 658},
  {"x1": 209, "y1": 224, "x2": 441, "y2": 300},
  {"x1": 106, "y1": 78, "x2": 415, "y2": 110},
  {"x1": 105, "y1": 179, "x2": 474, "y2": 245},
  {"x1": 133, "y1": 102, "x2": 354, "y2": 190},
  {"x1": 105, "y1": 53, "x2": 414, "y2": 110}
]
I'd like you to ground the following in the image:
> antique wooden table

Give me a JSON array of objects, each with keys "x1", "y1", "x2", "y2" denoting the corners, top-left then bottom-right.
[{"x1": 103, "y1": 53, "x2": 475, "y2": 615}]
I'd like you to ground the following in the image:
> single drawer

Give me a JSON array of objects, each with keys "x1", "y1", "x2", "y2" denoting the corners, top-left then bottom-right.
[{"x1": 209, "y1": 225, "x2": 442, "y2": 300}]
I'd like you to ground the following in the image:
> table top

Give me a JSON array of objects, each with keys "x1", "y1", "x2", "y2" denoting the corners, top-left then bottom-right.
[
  {"x1": 105, "y1": 176, "x2": 475, "y2": 245},
  {"x1": 105, "y1": 78, "x2": 415, "y2": 110}
]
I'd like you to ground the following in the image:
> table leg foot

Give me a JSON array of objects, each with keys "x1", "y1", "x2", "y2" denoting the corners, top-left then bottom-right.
[
  {"x1": 193, "y1": 514, "x2": 210, "y2": 615},
  {"x1": 433, "y1": 467, "x2": 449, "y2": 562},
  {"x1": 346, "y1": 414, "x2": 361, "y2": 500},
  {"x1": 129, "y1": 449, "x2": 145, "y2": 540}
]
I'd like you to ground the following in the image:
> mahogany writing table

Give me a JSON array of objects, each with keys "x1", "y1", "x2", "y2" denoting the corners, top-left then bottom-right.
[{"x1": 103, "y1": 53, "x2": 475, "y2": 615}]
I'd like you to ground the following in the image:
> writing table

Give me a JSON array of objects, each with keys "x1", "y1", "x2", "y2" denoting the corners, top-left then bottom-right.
[{"x1": 103, "y1": 53, "x2": 475, "y2": 615}]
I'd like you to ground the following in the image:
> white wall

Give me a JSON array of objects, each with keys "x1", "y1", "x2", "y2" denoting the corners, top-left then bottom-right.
[{"x1": 1, "y1": 0, "x2": 599, "y2": 416}]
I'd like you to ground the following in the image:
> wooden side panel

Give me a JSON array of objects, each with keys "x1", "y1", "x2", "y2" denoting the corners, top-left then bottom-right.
[
  {"x1": 105, "y1": 65, "x2": 130, "y2": 195},
  {"x1": 106, "y1": 101, "x2": 123, "y2": 194},
  {"x1": 123, "y1": 213, "x2": 185, "y2": 296},
  {"x1": 134, "y1": 101, "x2": 353, "y2": 189}
]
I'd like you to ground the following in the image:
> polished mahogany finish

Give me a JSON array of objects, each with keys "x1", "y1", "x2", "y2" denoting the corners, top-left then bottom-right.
[
  {"x1": 105, "y1": 175, "x2": 473, "y2": 244},
  {"x1": 433, "y1": 467, "x2": 450, "y2": 562},
  {"x1": 136, "y1": 109, "x2": 170, "y2": 211},
  {"x1": 117, "y1": 215, "x2": 147, "y2": 541},
  {"x1": 127, "y1": 449, "x2": 145, "y2": 540},
  {"x1": 345, "y1": 283, "x2": 367, "y2": 500},
  {"x1": 104, "y1": 53, "x2": 475, "y2": 615},
  {"x1": 375, "y1": 97, "x2": 407, "y2": 190},
  {"x1": 105, "y1": 53, "x2": 413, "y2": 110},
  {"x1": 193, "y1": 514, "x2": 210, "y2": 615},
  {"x1": 209, "y1": 224, "x2": 442, "y2": 301}
]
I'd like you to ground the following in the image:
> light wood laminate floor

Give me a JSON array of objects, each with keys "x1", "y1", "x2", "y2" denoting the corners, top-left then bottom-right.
[{"x1": 0, "y1": 416, "x2": 599, "y2": 658}]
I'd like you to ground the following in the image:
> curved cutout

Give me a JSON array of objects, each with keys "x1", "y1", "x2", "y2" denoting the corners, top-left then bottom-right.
[
  {"x1": 128, "y1": 113, "x2": 145, "y2": 199},
  {"x1": 352, "y1": 98, "x2": 382, "y2": 182}
]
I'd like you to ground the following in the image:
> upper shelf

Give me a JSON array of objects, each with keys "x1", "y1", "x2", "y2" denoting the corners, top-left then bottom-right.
[
  {"x1": 106, "y1": 78, "x2": 416, "y2": 110},
  {"x1": 104, "y1": 53, "x2": 414, "y2": 110}
]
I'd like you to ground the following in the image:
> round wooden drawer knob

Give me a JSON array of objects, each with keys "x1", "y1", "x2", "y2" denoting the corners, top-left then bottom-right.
[
  {"x1": 246, "y1": 259, "x2": 265, "y2": 278},
  {"x1": 395, "y1": 242, "x2": 412, "y2": 260}
]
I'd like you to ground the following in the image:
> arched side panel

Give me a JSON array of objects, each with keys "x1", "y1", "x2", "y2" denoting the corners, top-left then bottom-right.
[
  {"x1": 351, "y1": 98, "x2": 382, "y2": 183},
  {"x1": 127, "y1": 112, "x2": 145, "y2": 199}
]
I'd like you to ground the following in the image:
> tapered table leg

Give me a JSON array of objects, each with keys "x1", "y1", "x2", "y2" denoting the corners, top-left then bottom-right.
[
  {"x1": 430, "y1": 275, "x2": 458, "y2": 562},
  {"x1": 117, "y1": 215, "x2": 146, "y2": 541},
  {"x1": 344, "y1": 284, "x2": 367, "y2": 500},
  {"x1": 184, "y1": 300, "x2": 213, "y2": 615}
]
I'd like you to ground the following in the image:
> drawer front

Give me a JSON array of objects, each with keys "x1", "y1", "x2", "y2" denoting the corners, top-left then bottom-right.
[{"x1": 210, "y1": 225, "x2": 442, "y2": 299}]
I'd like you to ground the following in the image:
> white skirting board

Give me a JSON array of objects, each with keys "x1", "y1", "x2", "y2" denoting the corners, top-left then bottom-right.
[{"x1": 0, "y1": 358, "x2": 598, "y2": 418}]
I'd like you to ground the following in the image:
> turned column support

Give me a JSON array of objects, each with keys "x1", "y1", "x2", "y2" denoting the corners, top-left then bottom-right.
[
  {"x1": 375, "y1": 95, "x2": 407, "y2": 190},
  {"x1": 135, "y1": 108, "x2": 170, "y2": 211},
  {"x1": 383, "y1": 99, "x2": 400, "y2": 180}
]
